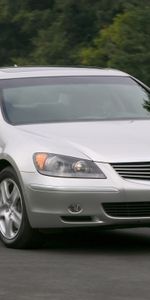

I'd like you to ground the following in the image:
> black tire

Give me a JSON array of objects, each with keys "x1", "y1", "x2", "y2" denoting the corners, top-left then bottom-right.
[{"x1": 0, "y1": 166, "x2": 42, "y2": 249}]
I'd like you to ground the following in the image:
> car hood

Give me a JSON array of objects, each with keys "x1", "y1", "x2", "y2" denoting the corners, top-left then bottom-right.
[{"x1": 18, "y1": 120, "x2": 150, "y2": 163}]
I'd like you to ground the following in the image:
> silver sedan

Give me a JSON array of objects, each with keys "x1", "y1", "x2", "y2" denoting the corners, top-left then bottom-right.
[{"x1": 0, "y1": 66, "x2": 149, "y2": 248}]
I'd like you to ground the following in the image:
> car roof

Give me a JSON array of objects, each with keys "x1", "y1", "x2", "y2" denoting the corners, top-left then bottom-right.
[{"x1": 0, "y1": 66, "x2": 128, "y2": 79}]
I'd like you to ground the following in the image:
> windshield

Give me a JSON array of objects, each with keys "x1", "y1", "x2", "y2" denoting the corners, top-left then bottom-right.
[{"x1": 1, "y1": 76, "x2": 150, "y2": 125}]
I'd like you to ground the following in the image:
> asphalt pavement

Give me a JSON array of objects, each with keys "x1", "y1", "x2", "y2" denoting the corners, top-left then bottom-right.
[{"x1": 0, "y1": 228, "x2": 150, "y2": 300}]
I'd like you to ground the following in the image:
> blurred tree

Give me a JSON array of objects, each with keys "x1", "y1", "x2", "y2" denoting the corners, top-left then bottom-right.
[
  {"x1": 28, "y1": 0, "x2": 147, "y2": 65},
  {"x1": 80, "y1": 6, "x2": 150, "y2": 85},
  {"x1": 0, "y1": 0, "x2": 149, "y2": 85},
  {"x1": 28, "y1": 0, "x2": 98, "y2": 65},
  {"x1": 0, "y1": 0, "x2": 53, "y2": 65}
]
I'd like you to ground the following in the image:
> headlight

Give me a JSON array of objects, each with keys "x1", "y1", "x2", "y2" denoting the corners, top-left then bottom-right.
[{"x1": 33, "y1": 153, "x2": 106, "y2": 179}]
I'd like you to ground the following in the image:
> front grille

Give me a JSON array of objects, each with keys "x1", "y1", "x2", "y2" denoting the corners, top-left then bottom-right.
[
  {"x1": 102, "y1": 202, "x2": 150, "y2": 217},
  {"x1": 111, "y1": 162, "x2": 150, "y2": 180}
]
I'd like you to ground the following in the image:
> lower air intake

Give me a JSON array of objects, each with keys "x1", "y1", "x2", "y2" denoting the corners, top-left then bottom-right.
[{"x1": 102, "y1": 202, "x2": 150, "y2": 217}]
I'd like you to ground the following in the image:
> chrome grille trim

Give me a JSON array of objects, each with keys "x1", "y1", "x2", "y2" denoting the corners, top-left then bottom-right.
[{"x1": 111, "y1": 162, "x2": 150, "y2": 180}]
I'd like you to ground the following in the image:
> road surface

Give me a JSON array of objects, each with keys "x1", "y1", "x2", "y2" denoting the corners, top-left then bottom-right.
[{"x1": 0, "y1": 228, "x2": 150, "y2": 300}]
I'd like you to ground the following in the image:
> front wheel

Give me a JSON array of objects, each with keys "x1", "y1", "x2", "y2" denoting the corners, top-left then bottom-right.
[{"x1": 0, "y1": 167, "x2": 41, "y2": 248}]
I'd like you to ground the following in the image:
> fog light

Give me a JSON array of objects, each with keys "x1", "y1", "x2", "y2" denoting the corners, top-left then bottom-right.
[{"x1": 68, "y1": 203, "x2": 83, "y2": 214}]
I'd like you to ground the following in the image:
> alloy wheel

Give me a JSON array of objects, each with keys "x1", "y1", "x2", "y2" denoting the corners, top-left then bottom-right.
[{"x1": 0, "y1": 179, "x2": 23, "y2": 239}]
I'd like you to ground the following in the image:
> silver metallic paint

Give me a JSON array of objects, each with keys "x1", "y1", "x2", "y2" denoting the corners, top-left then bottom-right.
[{"x1": 0, "y1": 67, "x2": 150, "y2": 229}]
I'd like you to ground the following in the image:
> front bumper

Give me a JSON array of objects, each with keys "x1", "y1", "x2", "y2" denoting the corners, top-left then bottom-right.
[{"x1": 20, "y1": 163, "x2": 150, "y2": 229}]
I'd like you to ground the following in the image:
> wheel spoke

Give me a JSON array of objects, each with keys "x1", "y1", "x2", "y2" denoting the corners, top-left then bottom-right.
[
  {"x1": 4, "y1": 214, "x2": 13, "y2": 238},
  {"x1": 11, "y1": 185, "x2": 19, "y2": 208},
  {"x1": 0, "y1": 180, "x2": 10, "y2": 205},
  {"x1": 11, "y1": 210, "x2": 22, "y2": 229},
  {"x1": 0, "y1": 207, "x2": 6, "y2": 218},
  {"x1": 0, "y1": 218, "x2": 6, "y2": 235}
]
